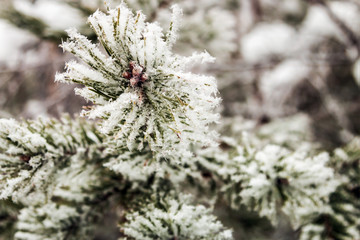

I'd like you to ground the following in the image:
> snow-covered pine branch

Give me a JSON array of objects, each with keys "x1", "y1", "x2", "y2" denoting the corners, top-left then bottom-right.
[
  {"x1": 2, "y1": 1, "x2": 359, "y2": 239},
  {"x1": 55, "y1": 3, "x2": 220, "y2": 162},
  {"x1": 300, "y1": 138, "x2": 360, "y2": 240},
  {"x1": 0, "y1": 116, "x2": 122, "y2": 239},
  {"x1": 234, "y1": 145, "x2": 339, "y2": 227},
  {"x1": 120, "y1": 194, "x2": 233, "y2": 240},
  {"x1": 197, "y1": 132, "x2": 341, "y2": 232}
]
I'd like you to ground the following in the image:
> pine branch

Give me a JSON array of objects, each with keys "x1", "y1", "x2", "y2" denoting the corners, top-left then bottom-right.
[
  {"x1": 300, "y1": 138, "x2": 360, "y2": 240},
  {"x1": 207, "y1": 134, "x2": 341, "y2": 228},
  {"x1": 55, "y1": 3, "x2": 220, "y2": 162},
  {"x1": 0, "y1": 116, "x2": 123, "y2": 239},
  {"x1": 120, "y1": 193, "x2": 233, "y2": 240}
]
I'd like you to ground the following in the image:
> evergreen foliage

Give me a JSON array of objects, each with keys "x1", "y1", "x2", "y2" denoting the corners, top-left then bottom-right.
[
  {"x1": 55, "y1": 3, "x2": 220, "y2": 161},
  {"x1": 0, "y1": 116, "x2": 122, "y2": 239},
  {"x1": 0, "y1": 1, "x2": 359, "y2": 240},
  {"x1": 121, "y1": 194, "x2": 233, "y2": 240}
]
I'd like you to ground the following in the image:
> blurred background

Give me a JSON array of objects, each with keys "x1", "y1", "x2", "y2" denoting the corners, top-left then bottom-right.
[{"x1": 0, "y1": 0, "x2": 360, "y2": 238}]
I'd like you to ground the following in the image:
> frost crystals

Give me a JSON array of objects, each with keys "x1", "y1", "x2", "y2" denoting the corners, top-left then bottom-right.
[{"x1": 55, "y1": 3, "x2": 220, "y2": 162}]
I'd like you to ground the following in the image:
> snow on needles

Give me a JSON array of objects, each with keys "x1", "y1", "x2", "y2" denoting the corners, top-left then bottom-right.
[
  {"x1": 55, "y1": 3, "x2": 220, "y2": 162},
  {"x1": 228, "y1": 143, "x2": 340, "y2": 227},
  {"x1": 121, "y1": 194, "x2": 233, "y2": 240}
]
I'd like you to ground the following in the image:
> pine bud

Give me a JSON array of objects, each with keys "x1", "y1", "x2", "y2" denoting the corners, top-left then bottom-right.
[
  {"x1": 140, "y1": 73, "x2": 148, "y2": 83},
  {"x1": 129, "y1": 61, "x2": 136, "y2": 70},
  {"x1": 122, "y1": 71, "x2": 131, "y2": 79},
  {"x1": 132, "y1": 65, "x2": 143, "y2": 76},
  {"x1": 130, "y1": 77, "x2": 139, "y2": 87}
]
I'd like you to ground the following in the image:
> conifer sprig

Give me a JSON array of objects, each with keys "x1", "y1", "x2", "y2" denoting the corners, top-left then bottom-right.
[
  {"x1": 120, "y1": 194, "x2": 233, "y2": 240},
  {"x1": 0, "y1": 116, "x2": 121, "y2": 239},
  {"x1": 56, "y1": 3, "x2": 220, "y2": 161}
]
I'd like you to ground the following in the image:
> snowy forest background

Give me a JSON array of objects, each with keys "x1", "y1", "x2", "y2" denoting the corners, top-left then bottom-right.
[{"x1": 0, "y1": 0, "x2": 360, "y2": 239}]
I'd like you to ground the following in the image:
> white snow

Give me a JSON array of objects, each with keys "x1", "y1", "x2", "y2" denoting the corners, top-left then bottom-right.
[
  {"x1": 13, "y1": 0, "x2": 84, "y2": 31},
  {"x1": 0, "y1": 0, "x2": 88, "y2": 67},
  {"x1": 0, "y1": 20, "x2": 36, "y2": 67},
  {"x1": 260, "y1": 59, "x2": 310, "y2": 116},
  {"x1": 241, "y1": 22, "x2": 296, "y2": 62}
]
